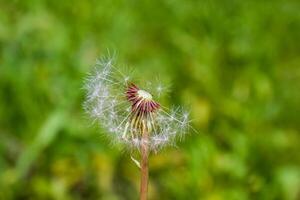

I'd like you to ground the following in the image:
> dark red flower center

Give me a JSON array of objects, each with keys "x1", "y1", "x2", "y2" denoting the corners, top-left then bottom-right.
[{"x1": 126, "y1": 83, "x2": 160, "y2": 115}]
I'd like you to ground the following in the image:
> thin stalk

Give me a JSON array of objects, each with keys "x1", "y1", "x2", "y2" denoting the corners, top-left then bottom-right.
[{"x1": 140, "y1": 127, "x2": 149, "y2": 200}]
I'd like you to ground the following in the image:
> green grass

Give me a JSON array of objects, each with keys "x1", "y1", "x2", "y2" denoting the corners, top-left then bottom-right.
[{"x1": 0, "y1": 0, "x2": 299, "y2": 199}]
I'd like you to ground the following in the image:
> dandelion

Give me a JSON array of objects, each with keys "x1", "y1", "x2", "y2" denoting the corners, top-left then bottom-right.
[{"x1": 84, "y1": 55, "x2": 191, "y2": 200}]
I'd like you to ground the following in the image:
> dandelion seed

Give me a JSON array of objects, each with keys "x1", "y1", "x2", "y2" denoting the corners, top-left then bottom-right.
[
  {"x1": 84, "y1": 55, "x2": 193, "y2": 200},
  {"x1": 84, "y1": 56, "x2": 190, "y2": 152}
]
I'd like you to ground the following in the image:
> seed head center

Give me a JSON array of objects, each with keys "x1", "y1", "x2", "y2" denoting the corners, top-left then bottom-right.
[{"x1": 137, "y1": 89, "x2": 152, "y2": 100}]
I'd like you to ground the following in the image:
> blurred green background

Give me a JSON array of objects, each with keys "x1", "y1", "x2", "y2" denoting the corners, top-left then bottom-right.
[{"x1": 0, "y1": 0, "x2": 300, "y2": 199}]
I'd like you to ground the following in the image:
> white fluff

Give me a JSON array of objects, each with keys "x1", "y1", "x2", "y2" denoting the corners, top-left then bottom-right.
[{"x1": 84, "y1": 56, "x2": 190, "y2": 152}]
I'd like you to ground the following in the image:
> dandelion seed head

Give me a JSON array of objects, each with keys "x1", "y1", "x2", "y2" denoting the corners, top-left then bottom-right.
[{"x1": 84, "y1": 56, "x2": 191, "y2": 152}]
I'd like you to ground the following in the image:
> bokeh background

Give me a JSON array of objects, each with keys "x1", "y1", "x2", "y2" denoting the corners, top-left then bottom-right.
[{"x1": 1, "y1": 0, "x2": 300, "y2": 199}]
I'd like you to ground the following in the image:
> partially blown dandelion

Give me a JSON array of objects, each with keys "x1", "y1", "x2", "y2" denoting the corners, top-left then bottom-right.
[{"x1": 84, "y1": 55, "x2": 190, "y2": 200}]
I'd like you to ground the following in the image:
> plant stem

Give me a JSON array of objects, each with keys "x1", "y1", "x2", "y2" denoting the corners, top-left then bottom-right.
[{"x1": 140, "y1": 128, "x2": 149, "y2": 200}]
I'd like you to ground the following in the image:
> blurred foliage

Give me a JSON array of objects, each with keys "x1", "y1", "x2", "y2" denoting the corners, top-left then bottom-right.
[{"x1": 0, "y1": 0, "x2": 300, "y2": 199}]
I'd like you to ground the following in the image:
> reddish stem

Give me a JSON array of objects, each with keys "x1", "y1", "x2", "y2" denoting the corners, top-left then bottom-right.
[{"x1": 140, "y1": 129, "x2": 149, "y2": 200}]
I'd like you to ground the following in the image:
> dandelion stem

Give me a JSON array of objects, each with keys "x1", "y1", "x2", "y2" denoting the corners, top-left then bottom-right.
[{"x1": 140, "y1": 127, "x2": 149, "y2": 200}]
